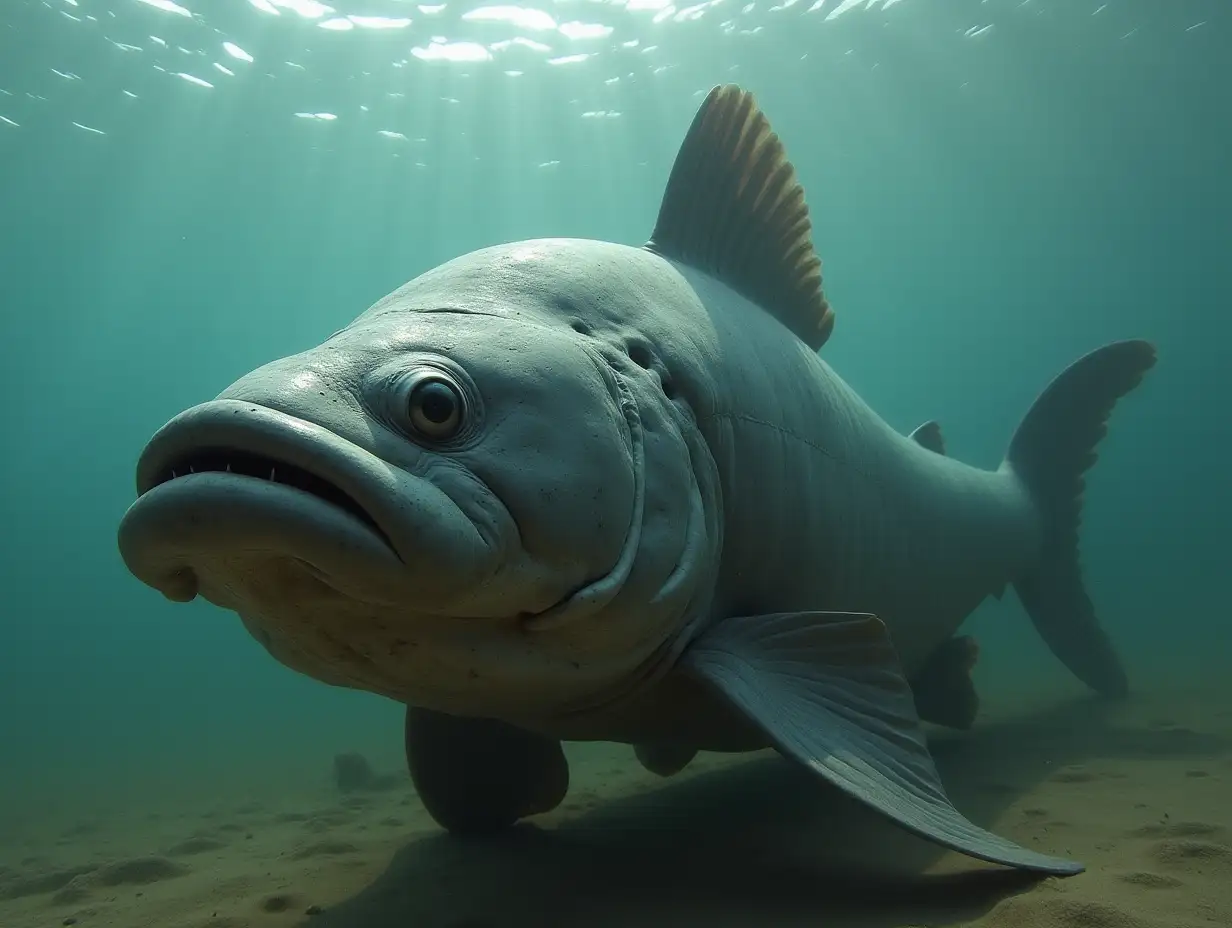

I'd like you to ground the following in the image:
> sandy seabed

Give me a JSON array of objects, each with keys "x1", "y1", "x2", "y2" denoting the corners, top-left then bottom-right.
[{"x1": 2, "y1": 680, "x2": 1229, "y2": 928}]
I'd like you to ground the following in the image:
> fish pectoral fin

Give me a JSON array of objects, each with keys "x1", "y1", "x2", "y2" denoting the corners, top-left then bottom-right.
[{"x1": 681, "y1": 611, "x2": 1083, "y2": 875}]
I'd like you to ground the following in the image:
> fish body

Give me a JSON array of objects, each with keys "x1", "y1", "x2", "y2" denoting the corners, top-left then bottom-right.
[
  {"x1": 118, "y1": 86, "x2": 1155, "y2": 875},
  {"x1": 671, "y1": 258, "x2": 1041, "y2": 677}
]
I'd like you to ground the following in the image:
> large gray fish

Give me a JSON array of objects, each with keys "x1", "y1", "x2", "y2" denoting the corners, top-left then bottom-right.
[{"x1": 118, "y1": 85, "x2": 1156, "y2": 875}]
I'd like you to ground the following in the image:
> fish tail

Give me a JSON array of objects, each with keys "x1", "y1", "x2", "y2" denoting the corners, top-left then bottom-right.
[{"x1": 1003, "y1": 339, "x2": 1157, "y2": 697}]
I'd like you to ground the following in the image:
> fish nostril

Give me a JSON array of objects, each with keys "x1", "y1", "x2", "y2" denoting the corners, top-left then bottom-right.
[{"x1": 627, "y1": 342, "x2": 654, "y2": 368}]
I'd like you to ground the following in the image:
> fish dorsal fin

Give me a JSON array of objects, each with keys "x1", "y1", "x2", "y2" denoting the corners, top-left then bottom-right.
[
  {"x1": 910, "y1": 420, "x2": 946, "y2": 455},
  {"x1": 645, "y1": 84, "x2": 835, "y2": 351}
]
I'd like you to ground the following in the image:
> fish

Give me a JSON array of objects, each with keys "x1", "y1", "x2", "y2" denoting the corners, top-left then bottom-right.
[{"x1": 117, "y1": 84, "x2": 1156, "y2": 876}]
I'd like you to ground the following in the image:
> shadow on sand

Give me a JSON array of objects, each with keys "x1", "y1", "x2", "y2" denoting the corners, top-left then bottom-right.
[{"x1": 296, "y1": 693, "x2": 1228, "y2": 928}]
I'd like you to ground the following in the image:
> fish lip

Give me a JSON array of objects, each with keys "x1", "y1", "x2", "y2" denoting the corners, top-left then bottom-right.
[{"x1": 133, "y1": 399, "x2": 404, "y2": 561}]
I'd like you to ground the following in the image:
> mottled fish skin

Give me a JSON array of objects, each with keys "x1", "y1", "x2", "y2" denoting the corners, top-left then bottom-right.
[{"x1": 118, "y1": 85, "x2": 1154, "y2": 875}]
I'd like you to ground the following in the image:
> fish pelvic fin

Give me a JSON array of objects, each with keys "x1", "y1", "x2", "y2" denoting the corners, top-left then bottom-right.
[
  {"x1": 1004, "y1": 339, "x2": 1157, "y2": 698},
  {"x1": 911, "y1": 635, "x2": 980, "y2": 730}
]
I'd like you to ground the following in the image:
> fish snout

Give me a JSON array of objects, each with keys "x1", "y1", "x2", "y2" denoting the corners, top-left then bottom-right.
[{"x1": 118, "y1": 399, "x2": 498, "y2": 611}]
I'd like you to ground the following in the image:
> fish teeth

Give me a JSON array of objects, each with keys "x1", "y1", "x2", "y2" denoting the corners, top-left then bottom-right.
[
  {"x1": 269, "y1": 466, "x2": 277, "y2": 481},
  {"x1": 225, "y1": 463, "x2": 232, "y2": 473}
]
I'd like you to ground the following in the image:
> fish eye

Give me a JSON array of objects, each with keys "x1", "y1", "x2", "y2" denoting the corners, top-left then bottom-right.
[{"x1": 406, "y1": 376, "x2": 465, "y2": 441}]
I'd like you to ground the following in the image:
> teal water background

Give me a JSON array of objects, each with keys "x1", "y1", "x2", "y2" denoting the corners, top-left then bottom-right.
[{"x1": 0, "y1": 0, "x2": 1227, "y2": 824}]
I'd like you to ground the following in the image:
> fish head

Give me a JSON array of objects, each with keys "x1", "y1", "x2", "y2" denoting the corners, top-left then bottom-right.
[{"x1": 117, "y1": 240, "x2": 721, "y2": 719}]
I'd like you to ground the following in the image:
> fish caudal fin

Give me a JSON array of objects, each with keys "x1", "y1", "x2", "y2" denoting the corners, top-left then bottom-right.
[{"x1": 1005, "y1": 339, "x2": 1157, "y2": 698}]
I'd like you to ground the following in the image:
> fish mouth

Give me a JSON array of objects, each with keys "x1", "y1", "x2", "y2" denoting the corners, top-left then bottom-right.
[
  {"x1": 144, "y1": 448, "x2": 389, "y2": 545},
  {"x1": 118, "y1": 400, "x2": 485, "y2": 607}
]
